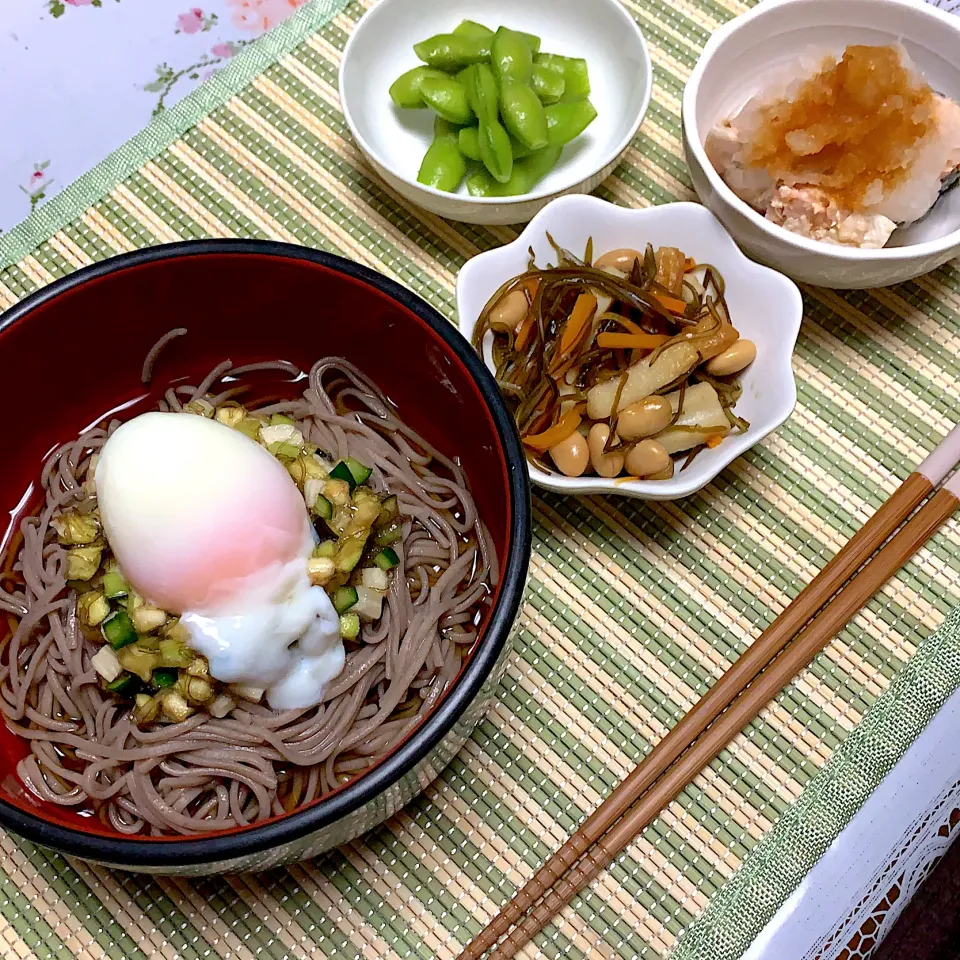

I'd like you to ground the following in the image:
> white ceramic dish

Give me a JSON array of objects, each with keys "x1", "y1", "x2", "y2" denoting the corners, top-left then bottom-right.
[
  {"x1": 339, "y1": 0, "x2": 651, "y2": 225},
  {"x1": 456, "y1": 195, "x2": 803, "y2": 500},
  {"x1": 682, "y1": 0, "x2": 960, "y2": 290}
]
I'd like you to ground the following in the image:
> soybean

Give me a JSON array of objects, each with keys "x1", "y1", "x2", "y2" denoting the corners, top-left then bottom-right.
[
  {"x1": 417, "y1": 117, "x2": 467, "y2": 192},
  {"x1": 624, "y1": 439, "x2": 672, "y2": 478},
  {"x1": 489, "y1": 288, "x2": 529, "y2": 333},
  {"x1": 389, "y1": 66, "x2": 448, "y2": 109},
  {"x1": 593, "y1": 248, "x2": 644, "y2": 273},
  {"x1": 419, "y1": 74, "x2": 474, "y2": 124},
  {"x1": 616, "y1": 396, "x2": 673, "y2": 440},
  {"x1": 705, "y1": 339, "x2": 757, "y2": 376},
  {"x1": 549, "y1": 432, "x2": 589, "y2": 477},
  {"x1": 588, "y1": 424, "x2": 625, "y2": 478}
]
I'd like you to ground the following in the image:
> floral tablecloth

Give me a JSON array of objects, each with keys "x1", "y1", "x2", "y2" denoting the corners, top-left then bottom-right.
[{"x1": 0, "y1": 0, "x2": 308, "y2": 231}]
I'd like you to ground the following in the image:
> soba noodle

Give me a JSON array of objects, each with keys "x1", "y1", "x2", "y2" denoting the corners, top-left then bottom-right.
[{"x1": 0, "y1": 353, "x2": 496, "y2": 836}]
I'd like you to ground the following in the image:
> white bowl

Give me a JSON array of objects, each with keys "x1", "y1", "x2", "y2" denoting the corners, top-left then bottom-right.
[
  {"x1": 682, "y1": 0, "x2": 960, "y2": 290},
  {"x1": 339, "y1": 0, "x2": 651, "y2": 225},
  {"x1": 456, "y1": 196, "x2": 803, "y2": 500}
]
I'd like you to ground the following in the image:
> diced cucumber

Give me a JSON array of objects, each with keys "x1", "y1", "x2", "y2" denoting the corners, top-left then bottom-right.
[
  {"x1": 333, "y1": 586, "x2": 359, "y2": 614},
  {"x1": 329, "y1": 461, "x2": 357, "y2": 490},
  {"x1": 102, "y1": 610, "x2": 138, "y2": 649},
  {"x1": 106, "y1": 673, "x2": 141, "y2": 696},
  {"x1": 234, "y1": 418, "x2": 262, "y2": 440},
  {"x1": 102, "y1": 570, "x2": 129, "y2": 599},
  {"x1": 313, "y1": 540, "x2": 336, "y2": 558},
  {"x1": 374, "y1": 547, "x2": 400, "y2": 571},
  {"x1": 159, "y1": 636, "x2": 193, "y2": 667},
  {"x1": 343, "y1": 457, "x2": 372, "y2": 485},
  {"x1": 270, "y1": 413, "x2": 296, "y2": 425},
  {"x1": 339, "y1": 613, "x2": 360, "y2": 640},
  {"x1": 314, "y1": 495, "x2": 333, "y2": 520},
  {"x1": 377, "y1": 495, "x2": 399, "y2": 525},
  {"x1": 374, "y1": 522, "x2": 403, "y2": 546},
  {"x1": 336, "y1": 539, "x2": 365, "y2": 574},
  {"x1": 151, "y1": 668, "x2": 179, "y2": 689}
]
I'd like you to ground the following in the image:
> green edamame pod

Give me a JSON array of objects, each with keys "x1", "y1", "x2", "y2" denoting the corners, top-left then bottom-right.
[
  {"x1": 414, "y1": 34, "x2": 490, "y2": 70},
  {"x1": 452, "y1": 20, "x2": 494, "y2": 40},
  {"x1": 500, "y1": 78, "x2": 548, "y2": 151},
  {"x1": 458, "y1": 125, "x2": 482, "y2": 162},
  {"x1": 389, "y1": 66, "x2": 448, "y2": 109},
  {"x1": 479, "y1": 121, "x2": 514, "y2": 183},
  {"x1": 419, "y1": 75, "x2": 474, "y2": 124},
  {"x1": 545, "y1": 98, "x2": 598, "y2": 147},
  {"x1": 516, "y1": 31, "x2": 541, "y2": 54},
  {"x1": 531, "y1": 62, "x2": 565, "y2": 104},
  {"x1": 462, "y1": 63, "x2": 498, "y2": 122},
  {"x1": 462, "y1": 63, "x2": 513, "y2": 182},
  {"x1": 534, "y1": 53, "x2": 590, "y2": 101},
  {"x1": 417, "y1": 117, "x2": 467, "y2": 192},
  {"x1": 466, "y1": 145, "x2": 562, "y2": 197},
  {"x1": 490, "y1": 27, "x2": 533, "y2": 84},
  {"x1": 466, "y1": 168, "x2": 497, "y2": 197}
]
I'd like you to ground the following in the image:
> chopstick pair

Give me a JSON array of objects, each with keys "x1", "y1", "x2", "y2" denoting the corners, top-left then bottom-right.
[{"x1": 458, "y1": 424, "x2": 960, "y2": 960}]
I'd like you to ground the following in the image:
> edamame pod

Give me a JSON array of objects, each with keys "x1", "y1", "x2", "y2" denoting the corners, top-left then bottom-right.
[
  {"x1": 466, "y1": 145, "x2": 562, "y2": 197},
  {"x1": 531, "y1": 62, "x2": 565, "y2": 104},
  {"x1": 414, "y1": 34, "x2": 490, "y2": 70},
  {"x1": 463, "y1": 63, "x2": 513, "y2": 183},
  {"x1": 452, "y1": 20, "x2": 494, "y2": 40},
  {"x1": 479, "y1": 121, "x2": 514, "y2": 183},
  {"x1": 534, "y1": 53, "x2": 590, "y2": 100},
  {"x1": 545, "y1": 98, "x2": 597, "y2": 147},
  {"x1": 389, "y1": 66, "x2": 448, "y2": 109},
  {"x1": 452, "y1": 20, "x2": 539, "y2": 52},
  {"x1": 458, "y1": 125, "x2": 482, "y2": 162},
  {"x1": 500, "y1": 78, "x2": 549, "y2": 151},
  {"x1": 417, "y1": 117, "x2": 467, "y2": 192},
  {"x1": 491, "y1": 27, "x2": 533, "y2": 84},
  {"x1": 419, "y1": 75, "x2": 474, "y2": 124}
]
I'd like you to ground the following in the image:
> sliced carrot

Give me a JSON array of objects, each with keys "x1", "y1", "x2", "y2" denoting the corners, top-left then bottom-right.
[
  {"x1": 596, "y1": 332, "x2": 671, "y2": 350},
  {"x1": 514, "y1": 312, "x2": 537, "y2": 351},
  {"x1": 605, "y1": 314, "x2": 646, "y2": 336},
  {"x1": 653, "y1": 292, "x2": 689, "y2": 315},
  {"x1": 705, "y1": 434, "x2": 725, "y2": 448},
  {"x1": 522, "y1": 404, "x2": 584, "y2": 453},
  {"x1": 558, "y1": 293, "x2": 598, "y2": 357}
]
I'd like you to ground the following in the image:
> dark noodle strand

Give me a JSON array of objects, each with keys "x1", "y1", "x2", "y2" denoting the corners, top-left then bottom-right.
[{"x1": 0, "y1": 352, "x2": 494, "y2": 835}]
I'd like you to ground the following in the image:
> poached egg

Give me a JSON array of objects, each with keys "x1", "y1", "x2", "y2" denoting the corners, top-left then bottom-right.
[{"x1": 95, "y1": 411, "x2": 344, "y2": 710}]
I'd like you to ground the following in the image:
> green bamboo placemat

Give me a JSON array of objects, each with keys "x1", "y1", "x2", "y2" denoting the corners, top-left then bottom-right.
[{"x1": 3, "y1": 1, "x2": 960, "y2": 959}]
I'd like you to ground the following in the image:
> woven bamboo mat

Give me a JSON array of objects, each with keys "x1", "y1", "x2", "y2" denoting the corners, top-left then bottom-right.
[{"x1": 3, "y1": 1, "x2": 960, "y2": 958}]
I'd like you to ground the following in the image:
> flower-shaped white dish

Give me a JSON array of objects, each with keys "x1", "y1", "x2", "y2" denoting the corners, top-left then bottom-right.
[{"x1": 456, "y1": 195, "x2": 803, "y2": 500}]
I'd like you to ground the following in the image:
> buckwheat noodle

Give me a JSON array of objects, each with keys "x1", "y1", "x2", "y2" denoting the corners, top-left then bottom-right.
[{"x1": 0, "y1": 344, "x2": 497, "y2": 836}]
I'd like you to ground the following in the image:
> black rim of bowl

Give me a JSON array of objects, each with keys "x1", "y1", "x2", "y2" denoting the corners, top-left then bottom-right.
[{"x1": 0, "y1": 239, "x2": 532, "y2": 867}]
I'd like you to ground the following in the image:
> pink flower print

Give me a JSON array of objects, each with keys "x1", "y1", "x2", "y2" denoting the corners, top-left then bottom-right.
[
  {"x1": 31, "y1": 170, "x2": 45, "y2": 182},
  {"x1": 176, "y1": 8, "x2": 205, "y2": 33},
  {"x1": 64, "y1": 0, "x2": 94, "y2": 5},
  {"x1": 211, "y1": 41, "x2": 235, "y2": 58},
  {"x1": 227, "y1": 0, "x2": 309, "y2": 33}
]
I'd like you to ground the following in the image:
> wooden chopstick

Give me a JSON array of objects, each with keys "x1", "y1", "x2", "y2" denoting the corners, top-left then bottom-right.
[
  {"x1": 459, "y1": 425, "x2": 960, "y2": 960},
  {"x1": 485, "y1": 476, "x2": 960, "y2": 960}
]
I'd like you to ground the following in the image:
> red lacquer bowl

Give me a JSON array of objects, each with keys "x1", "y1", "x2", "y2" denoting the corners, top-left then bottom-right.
[{"x1": 0, "y1": 241, "x2": 530, "y2": 874}]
